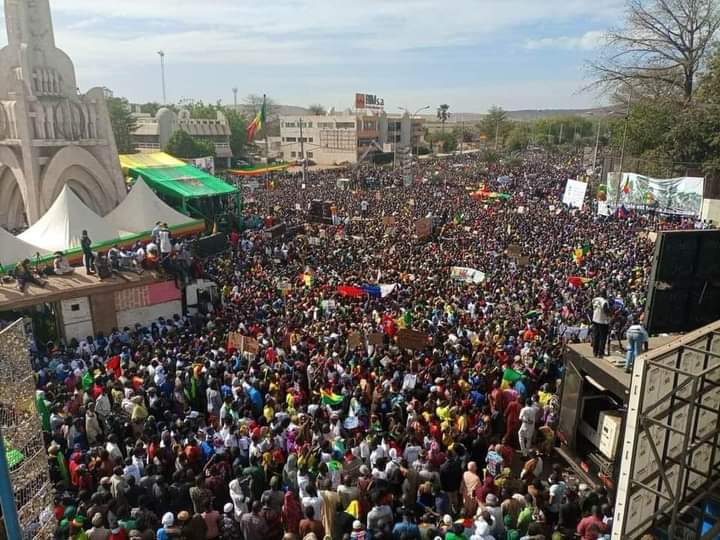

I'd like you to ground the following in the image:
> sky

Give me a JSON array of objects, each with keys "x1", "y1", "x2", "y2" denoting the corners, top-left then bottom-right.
[{"x1": 1, "y1": 0, "x2": 626, "y2": 113}]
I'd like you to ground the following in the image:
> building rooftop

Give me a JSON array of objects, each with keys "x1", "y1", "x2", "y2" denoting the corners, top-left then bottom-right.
[{"x1": 0, "y1": 271, "x2": 162, "y2": 312}]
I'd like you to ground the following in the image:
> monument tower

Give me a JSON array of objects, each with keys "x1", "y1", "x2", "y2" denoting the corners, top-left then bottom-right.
[{"x1": 0, "y1": 0, "x2": 125, "y2": 229}]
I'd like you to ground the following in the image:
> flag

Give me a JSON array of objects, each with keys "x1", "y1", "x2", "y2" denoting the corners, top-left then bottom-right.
[
  {"x1": 303, "y1": 273, "x2": 315, "y2": 288},
  {"x1": 361, "y1": 284, "x2": 396, "y2": 298},
  {"x1": 246, "y1": 95, "x2": 267, "y2": 142},
  {"x1": 81, "y1": 371, "x2": 93, "y2": 391},
  {"x1": 321, "y1": 389, "x2": 344, "y2": 406},
  {"x1": 567, "y1": 276, "x2": 592, "y2": 288},
  {"x1": 502, "y1": 367, "x2": 522, "y2": 384},
  {"x1": 622, "y1": 176, "x2": 631, "y2": 194},
  {"x1": 337, "y1": 285, "x2": 364, "y2": 298},
  {"x1": 345, "y1": 501, "x2": 360, "y2": 519},
  {"x1": 454, "y1": 212, "x2": 463, "y2": 225}
]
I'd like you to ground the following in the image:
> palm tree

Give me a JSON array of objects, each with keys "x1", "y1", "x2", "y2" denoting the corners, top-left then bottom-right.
[{"x1": 437, "y1": 104, "x2": 450, "y2": 132}]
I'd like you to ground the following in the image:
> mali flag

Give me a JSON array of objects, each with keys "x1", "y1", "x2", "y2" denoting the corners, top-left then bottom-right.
[
  {"x1": 622, "y1": 176, "x2": 631, "y2": 194},
  {"x1": 321, "y1": 389, "x2": 344, "y2": 406},
  {"x1": 247, "y1": 95, "x2": 267, "y2": 142}
]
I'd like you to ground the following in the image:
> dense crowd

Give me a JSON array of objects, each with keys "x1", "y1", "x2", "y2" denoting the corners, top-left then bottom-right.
[{"x1": 30, "y1": 151, "x2": 699, "y2": 540}]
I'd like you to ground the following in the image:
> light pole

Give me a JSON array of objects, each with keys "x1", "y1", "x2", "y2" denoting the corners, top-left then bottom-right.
[
  {"x1": 157, "y1": 51, "x2": 167, "y2": 104},
  {"x1": 398, "y1": 105, "x2": 430, "y2": 155},
  {"x1": 616, "y1": 86, "x2": 633, "y2": 207},
  {"x1": 232, "y1": 87, "x2": 238, "y2": 110}
]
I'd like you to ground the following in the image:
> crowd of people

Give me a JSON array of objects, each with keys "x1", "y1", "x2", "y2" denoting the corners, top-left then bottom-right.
[{"x1": 27, "y1": 150, "x2": 702, "y2": 540}]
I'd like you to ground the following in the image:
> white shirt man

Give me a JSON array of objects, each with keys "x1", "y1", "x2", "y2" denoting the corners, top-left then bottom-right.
[
  {"x1": 158, "y1": 227, "x2": 172, "y2": 255},
  {"x1": 518, "y1": 398, "x2": 537, "y2": 456}
]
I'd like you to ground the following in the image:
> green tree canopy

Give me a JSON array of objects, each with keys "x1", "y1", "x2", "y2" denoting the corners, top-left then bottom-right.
[
  {"x1": 107, "y1": 96, "x2": 137, "y2": 154},
  {"x1": 165, "y1": 129, "x2": 215, "y2": 159},
  {"x1": 224, "y1": 108, "x2": 248, "y2": 158}
]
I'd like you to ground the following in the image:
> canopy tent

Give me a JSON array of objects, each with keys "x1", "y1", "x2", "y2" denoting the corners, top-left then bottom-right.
[
  {"x1": 0, "y1": 226, "x2": 47, "y2": 268},
  {"x1": 104, "y1": 178, "x2": 204, "y2": 236},
  {"x1": 228, "y1": 163, "x2": 291, "y2": 177},
  {"x1": 130, "y1": 165, "x2": 237, "y2": 199},
  {"x1": 119, "y1": 152, "x2": 185, "y2": 172},
  {"x1": 19, "y1": 185, "x2": 120, "y2": 252}
]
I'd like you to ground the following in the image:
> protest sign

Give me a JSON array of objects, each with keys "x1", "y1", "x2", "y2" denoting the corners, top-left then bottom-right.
[
  {"x1": 368, "y1": 333, "x2": 385, "y2": 346},
  {"x1": 242, "y1": 336, "x2": 260, "y2": 354},
  {"x1": 348, "y1": 332, "x2": 363, "y2": 349},
  {"x1": 383, "y1": 216, "x2": 396, "y2": 227},
  {"x1": 517, "y1": 256, "x2": 530, "y2": 267},
  {"x1": 397, "y1": 329, "x2": 429, "y2": 350},
  {"x1": 507, "y1": 244, "x2": 522, "y2": 258},
  {"x1": 562, "y1": 179, "x2": 588, "y2": 209},
  {"x1": 227, "y1": 332, "x2": 243, "y2": 350},
  {"x1": 450, "y1": 266, "x2": 486, "y2": 284},
  {"x1": 415, "y1": 218, "x2": 432, "y2": 239}
]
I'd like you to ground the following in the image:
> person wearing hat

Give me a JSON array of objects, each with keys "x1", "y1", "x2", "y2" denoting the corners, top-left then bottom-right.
[
  {"x1": 221, "y1": 502, "x2": 242, "y2": 540},
  {"x1": 53, "y1": 251, "x2": 74, "y2": 275},
  {"x1": 157, "y1": 512, "x2": 178, "y2": 540}
]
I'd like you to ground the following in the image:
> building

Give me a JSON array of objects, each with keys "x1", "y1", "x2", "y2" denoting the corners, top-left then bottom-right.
[
  {"x1": 0, "y1": 0, "x2": 126, "y2": 230},
  {"x1": 279, "y1": 112, "x2": 425, "y2": 165},
  {"x1": 131, "y1": 108, "x2": 233, "y2": 166}
]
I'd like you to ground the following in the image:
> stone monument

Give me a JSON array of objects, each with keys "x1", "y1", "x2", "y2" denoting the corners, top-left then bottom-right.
[{"x1": 0, "y1": 0, "x2": 125, "y2": 229}]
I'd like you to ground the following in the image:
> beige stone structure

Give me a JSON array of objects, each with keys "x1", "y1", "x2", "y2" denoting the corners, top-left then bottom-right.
[{"x1": 0, "y1": 0, "x2": 125, "y2": 229}]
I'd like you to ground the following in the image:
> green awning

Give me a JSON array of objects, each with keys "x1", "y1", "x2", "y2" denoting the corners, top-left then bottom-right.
[{"x1": 130, "y1": 165, "x2": 238, "y2": 200}]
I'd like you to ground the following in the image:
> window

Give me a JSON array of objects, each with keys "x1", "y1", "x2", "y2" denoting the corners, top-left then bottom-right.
[
  {"x1": 284, "y1": 121, "x2": 297, "y2": 128},
  {"x1": 309, "y1": 137, "x2": 314, "y2": 143},
  {"x1": 318, "y1": 122, "x2": 334, "y2": 129},
  {"x1": 307, "y1": 152, "x2": 314, "y2": 158},
  {"x1": 336, "y1": 122, "x2": 355, "y2": 129},
  {"x1": 291, "y1": 151, "x2": 296, "y2": 157},
  {"x1": 285, "y1": 137, "x2": 297, "y2": 142}
]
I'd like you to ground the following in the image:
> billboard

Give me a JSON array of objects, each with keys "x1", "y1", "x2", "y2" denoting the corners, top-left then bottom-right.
[
  {"x1": 612, "y1": 320, "x2": 720, "y2": 539},
  {"x1": 607, "y1": 173, "x2": 704, "y2": 216},
  {"x1": 355, "y1": 93, "x2": 385, "y2": 111}
]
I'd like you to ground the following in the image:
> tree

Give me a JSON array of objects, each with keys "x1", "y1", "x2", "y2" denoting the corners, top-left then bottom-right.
[
  {"x1": 307, "y1": 104, "x2": 326, "y2": 115},
  {"x1": 139, "y1": 102, "x2": 164, "y2": 116},
  {"x1": 224, "y1": 108, "x2": 248, "y2": 158},
  {"x1": 165, "y1": 129, "x2": 215, "y2": 159},
  {"x1": 243, "y1": 94, "x2": 278, "y2": 118},
  {"x1": 590, "y1": 0, "x2": 720, "y2": 101},
  {"x1": 178, "y1": 99, "x2": 219, "y2": 118},
  {"x1": 107, "y1": 96, "x2": 137, "y2": 154},
  {"x1": 437, "y1": 104, "x2": 450, "y2": 132},
  {"x1": 479, "y1": 106, "x2": 510, "y2": 147}
]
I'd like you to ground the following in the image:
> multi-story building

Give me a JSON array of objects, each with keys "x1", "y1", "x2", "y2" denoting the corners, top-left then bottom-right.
[
  {"x1": 130, "y1": 108, "x2": 233, "y2": 166},
  {"x1": 279, "y1": 112, "x2": 424, "y2": 165}
]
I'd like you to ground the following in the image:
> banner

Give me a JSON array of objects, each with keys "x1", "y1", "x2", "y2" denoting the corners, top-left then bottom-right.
[
  {"x1": 607, "y1": 173, "x2": 704, "y2": 216},
  {"x1": 562, "y1": 179, "x2": 588, "y2": 208},
  {"x1": 450, "y1": 266, "x2": 486, "y2": 284}
]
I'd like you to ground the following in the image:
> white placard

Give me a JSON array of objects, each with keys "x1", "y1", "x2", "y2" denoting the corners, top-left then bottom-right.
[{"x1": 562, "y1": 179, "x2": 588, "y2": 209}]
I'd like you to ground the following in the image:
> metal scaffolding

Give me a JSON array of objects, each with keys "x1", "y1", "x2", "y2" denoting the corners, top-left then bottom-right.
[{"x1": 613, "y1": 321, "x2": 720, "y2": 539}]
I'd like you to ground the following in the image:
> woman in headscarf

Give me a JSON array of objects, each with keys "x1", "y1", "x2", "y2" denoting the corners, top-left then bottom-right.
[
  {"x1": 283, "y1": 453, "x2": 300, "y2": 494},
  {"x1": 282, "y1": 490, "x2": 302, "y2": 536}
]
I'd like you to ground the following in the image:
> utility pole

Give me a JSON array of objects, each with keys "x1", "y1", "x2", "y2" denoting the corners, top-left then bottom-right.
[
  {"x1": 157, "y1": 51, "x2": 167, "y2": 104},
  {"x1": 232, "y1": 87, "x2": 238, "y2": 110},
  {"x1": 495, "y1": 119, "x2": 500, "y2": 151},
  {"x1": 299, "y1": 117, "x2": 307, "y2": 187},
  {"x1": 460, "y1": 114, "x2": 464, "y2": 154},
  {"x1": 559, "y1": 123, "x2": 564, "y2": 145},
  {"x1": 592, "y1": 119, "x2": 601, "y2": 172}
]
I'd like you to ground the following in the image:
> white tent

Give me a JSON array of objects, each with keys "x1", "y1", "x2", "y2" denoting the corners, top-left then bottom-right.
[
  {"x1": 19, "y1": 185, "x2": 120, "y2": 252},
  {"x1": 0, "y1": 226, "x2": 47, "y2": 267},
  {"x1": 104, "y1": 177, "x2": 194, "y2": 235}
]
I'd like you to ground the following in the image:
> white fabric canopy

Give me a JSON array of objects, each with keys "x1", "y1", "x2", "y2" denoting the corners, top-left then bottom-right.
[
  {"x1": 104, "y1": 177, "x2": 194, "y2": 235},
  {"x1": 19, "y1": 185, "x2": 120, "y2": 252},
  {"x1": 0, "y1": 226, "x2": 47, "y2": 267}
]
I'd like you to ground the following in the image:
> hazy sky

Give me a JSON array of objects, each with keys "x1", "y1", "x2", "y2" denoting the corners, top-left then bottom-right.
[{"x1": 1, "y1": 0, "x2": 626, "y2": 112}]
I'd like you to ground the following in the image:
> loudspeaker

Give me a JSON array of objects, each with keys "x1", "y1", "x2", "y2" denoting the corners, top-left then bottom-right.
[
  {"x1": 645, "y1": 230, "x2": 720, "y2": 334},
  {"x1": 196, "y1": 233, "x2": 228, "y2": 257}
]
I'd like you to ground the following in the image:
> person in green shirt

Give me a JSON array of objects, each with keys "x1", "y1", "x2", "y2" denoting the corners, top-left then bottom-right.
[
  {"x1": 445, "y1": 522, "x2": 468, "y2": 540},
  {"x1": 69, "y1": 518, "x2": 89, "y2": 540},
  {"x1": 505, "y1": 514, "x2": 520, "y2": 540},
  {"x1": 517, "y1": 494, "x2": 535, "y2": 535}
]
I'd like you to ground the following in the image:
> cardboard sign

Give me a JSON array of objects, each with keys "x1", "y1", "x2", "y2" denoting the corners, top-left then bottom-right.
[
  {"x1": 397, "y1": 329, "x2": 429, "y2": 350},
  {"x1": 368, "y1": 332, "x2": 385, "y2": 346},
  {"x1": 227, "y1": 332, "x2": 243, "y2": 350},
  {"x1": 348, "y1": 331, "x2": 363, "y2": 349},
  {"x1": 507, "y1": 244, "x2": 522, "y2": 258},
  {"x1": 242, "y1": 336, "x2": 260, "y2": 354},
  {"x1": 383, "y1": 216, "x2": 396, "y2": 227},
  {"x1": 517, "y1": 255, "x2": 530, "y2": 267},
  {"x1": 415, "y1": 218, "x2": 432, "y2": 239},
  {"x1": 375, "y1": 191, "x2": 382, "y2": 201}
]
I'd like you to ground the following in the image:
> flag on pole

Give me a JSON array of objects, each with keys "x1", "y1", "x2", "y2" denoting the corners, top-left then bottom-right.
[
  {"x1": 247, "y1": 95, "x2": 267, "y2": 142},
  {"x1": 622, "y1": 175, "x2": 631, "y2": 194}
]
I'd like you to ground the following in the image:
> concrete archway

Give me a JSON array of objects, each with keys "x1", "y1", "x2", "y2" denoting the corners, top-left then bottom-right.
[
  {"x1": 0, "y1": 147, "x2": 29, "y2": 229},
  {"x1": 39, "y1": 146, "x2": 121, "y2": 215}
]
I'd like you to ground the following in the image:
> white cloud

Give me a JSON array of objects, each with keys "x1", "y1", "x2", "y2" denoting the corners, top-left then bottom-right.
[{"x1": 525, "y1": 30, "x2": 606, "y2": 50}]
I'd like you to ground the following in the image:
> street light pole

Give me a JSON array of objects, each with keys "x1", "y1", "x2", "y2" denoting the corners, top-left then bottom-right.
[
  {"x1": 616, "y1": 87, "x2": 633, "y2": 207},
  {"x1": 232, "y1": 87, "x2": 238, "y2": 110},
  {"x1": 157, "y1": 51, "x2": 167, "y2": 104},
  {"x1": 592, "y1": 118, "x2": 601, "y2": 172}
]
